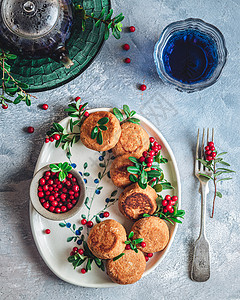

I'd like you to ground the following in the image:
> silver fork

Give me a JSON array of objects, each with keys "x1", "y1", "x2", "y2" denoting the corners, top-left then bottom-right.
[{"x1": 190, "y1": 128, "x2": 214, "y2": 282}]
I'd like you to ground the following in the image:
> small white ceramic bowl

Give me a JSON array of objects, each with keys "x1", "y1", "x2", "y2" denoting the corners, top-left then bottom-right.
[{"x1": 30, "y1": 164, "x2": 85, "y2": 221}]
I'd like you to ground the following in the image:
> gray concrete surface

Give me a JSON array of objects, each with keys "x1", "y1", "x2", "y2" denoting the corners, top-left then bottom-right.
[{"x1": 0, "y1": 0, "x2": 240, "y2": 299}]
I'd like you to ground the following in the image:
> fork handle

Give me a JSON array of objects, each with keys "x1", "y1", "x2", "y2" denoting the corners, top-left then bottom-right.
[{"x1": 199, "y1": 182, "x2": 208, "y2": 238}]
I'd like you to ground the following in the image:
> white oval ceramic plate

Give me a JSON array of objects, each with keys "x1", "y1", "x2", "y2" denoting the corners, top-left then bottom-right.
[{"x1": 30, "y1": 107, "x2": 181, "y2": 288}]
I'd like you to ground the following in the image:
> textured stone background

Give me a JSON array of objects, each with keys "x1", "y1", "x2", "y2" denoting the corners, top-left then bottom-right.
[{"x1": 0, "y1": 0, "x2": 240, "y2": 299}]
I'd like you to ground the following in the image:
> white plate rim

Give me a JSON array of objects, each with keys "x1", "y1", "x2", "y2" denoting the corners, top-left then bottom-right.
[{"x1": 29, "y1": 107, "x2": 181, "y2": 288}]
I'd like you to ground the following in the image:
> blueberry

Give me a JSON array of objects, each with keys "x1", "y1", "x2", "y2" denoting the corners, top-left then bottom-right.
[
  {"x1": 66, "y1": 223, "x2": 71, "y2": 228},
  {"x1": 105, "y1": 198, "x2": 110, "y2": 203},
  {"x1": 75, "y1": 230, "x2": 80, "y2": 235},
  {"x1": 99, "y1": 156, "x2": 104, "y2": 161},
  {"x1": 84, "y1": 179, "x2": 87, "y2": 184},
  {"x1": 95, "y1": 189, "x2": 100, "y2": 195},
  {"x1": 77, "y1": 240, "x2": 82, "y2": 245},
  {"x1": 79, "y1": 171, "x2": 83, "y2": 176},
  {"x1": 94, "y1": 179, "x2": 99, "y2": 184},
  {"x1": 99, "y1": 213, "x2": 104, "y2": 218},
  {"x1": 71, "y1": 163, "x2": 76, "y2": 168}
]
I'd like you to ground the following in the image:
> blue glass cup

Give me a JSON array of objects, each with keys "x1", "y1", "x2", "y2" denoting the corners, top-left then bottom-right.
[{"x1": 154, "y1": 18, "x2": 227, "y2": 92}]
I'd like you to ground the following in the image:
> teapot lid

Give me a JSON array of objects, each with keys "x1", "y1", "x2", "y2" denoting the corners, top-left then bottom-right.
[{"x1": 1, "y1": 0, "x2": 60, "y2": 39}]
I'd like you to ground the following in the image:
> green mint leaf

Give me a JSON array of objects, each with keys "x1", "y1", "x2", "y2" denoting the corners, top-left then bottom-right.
[
  {"x1": 97, "y1": 131, "x2": 103, "y2": 145},
  {"x1": 133, "y1": 238, "x2": 143, "y2": 244},
  {"x1": 97, "y1": 117, "x2": 109, "y2": 125},
  {"x1": 127, "y1": 166, "x2": 140, "y2": 174},
  {"x1": 128, "y1": 231, "x2": 134, "y2": 239},
  {"x1": 113, "y1": 253, "x2": 125, "y2": 261},
  {"x1": 59, "y1": 170, "x2": 66, "y2": 181},
  {"x1": 140, "y1": 169, "x2": 148, "y2": 184},
  {"x1": 123, "y1": 105, "x2": 130, "y2": 118},
  {"x1": 128, "y1": 157, "x2": 139, "y2": 164},
  {"x1": 127, "y1": 117, "x2": 140, "y2": 124},
  {"x1": 130, "y1": 111, "x2": 136, "y2": 117},
  {"x1": 138, "y1": 180, "x2": 147, "y2": 189},
  {"x1": 91, "y1": 126, "x2": 98, "y2": 139},
  {"x1": 113, "y1": 107, "x2": 123, "y2": 122}
]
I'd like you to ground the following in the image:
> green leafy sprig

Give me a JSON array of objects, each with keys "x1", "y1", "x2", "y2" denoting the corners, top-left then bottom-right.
[
  {"x1": 198, "y1": 151, "x2": 235, "y2": 218},
  {"x1": 113, "y1": 105, "x2": 140, "y2": 124},
  {"x1": 144, "y1": 196, "x2": 185, "y2": 225},
  {"x1": 49, "y1": 162, "x2": 72, "y2": 181},
  {"x1": 124, "y1": 231, "x2": 143, "y2": 253},
  {"x1": 46, "y1": 99, "x2": 88, "y2": 159},
  {"x1": 75, "y1": 6, "x2": 124, "y2": 40},
  {"x1": 91, "y1": 117, "x2": 109, "y2": 145},
  {"x1": 68, "y1": 241, "x2": 105, "y2": 272},
  {"x1": 0, "y1": 49, "x2": 36, "y2": 108},
  {"x1": 127, "y1": 152, "x2": 173, "y2": 191}
]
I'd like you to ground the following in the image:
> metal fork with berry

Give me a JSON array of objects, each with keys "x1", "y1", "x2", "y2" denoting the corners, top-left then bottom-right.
[{"x1": 191, "y1": 128, "x2": 214, "y2": 282}]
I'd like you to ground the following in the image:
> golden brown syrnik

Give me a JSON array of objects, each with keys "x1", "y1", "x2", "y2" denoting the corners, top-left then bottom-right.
[
  {"x1": 80, "y1": 111, "x2": 121, "y2": 151},
  {"x1": 118, "y1": 183, "x2": 158, "y2": 220},
  {"x1": 106, "y1": 249, "x2": 146, "y2": 284},
  {"x1": 131, "y1": 216, "x2": 169, "y2": 253},
  {"x1": 87, "y1": 219, "x2": 126, "y2": 259},
  {"x1": 110, "y1": 154, "x2": 138, "y2": 189},
  {"x1": 112, "y1": 122, "x2": 149, "y2": 158}
]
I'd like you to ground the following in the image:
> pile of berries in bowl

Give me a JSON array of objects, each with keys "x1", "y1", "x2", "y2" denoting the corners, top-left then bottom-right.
[{"x1": 30, "y1": 163, "x2": 85, "y2": 221}]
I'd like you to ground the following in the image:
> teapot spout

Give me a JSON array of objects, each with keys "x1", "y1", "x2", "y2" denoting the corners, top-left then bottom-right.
[{"x1": 51, "y1": 46, "x2": 74, "y2": 69}]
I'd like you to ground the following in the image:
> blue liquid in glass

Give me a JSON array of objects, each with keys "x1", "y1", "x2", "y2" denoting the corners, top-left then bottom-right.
[{"x1": 162, "y1": 30, "x2": 218, "y2": 84}]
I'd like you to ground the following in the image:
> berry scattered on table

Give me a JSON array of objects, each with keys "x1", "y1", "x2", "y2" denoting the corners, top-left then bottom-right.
[
  {"x1": 38, "y1": 171, "x2": 79, "y2": 214},
  {"x1": 81, "y1": 268, "x2": 86, "y2": 274},
  {"x1": 129, "y1": 26, "x2": 135, "y2": 32},
  {"x1": 45, "y1": 229, "x2": 51, "y2": 234},
  {"x1": 140, "y1": 84, "x2": 147, "y2": 91},
  {"x1": 123, "y1": 43, "x2": 130, "y2": 50},
  {"x1": 42, "y1": 104, "x2": 48, "y2": 110},
  {"x1": 2, "y1": 103, "x2": 8, "y2": 109},
  {"x1": 124, "y1": 58, "x2": 131, "y2": 64},
  {"x1": 27, "y1": 126, "x2": 34, "y2": 133}
]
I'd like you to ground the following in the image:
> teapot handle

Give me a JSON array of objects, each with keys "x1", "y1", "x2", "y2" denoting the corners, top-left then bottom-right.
[{"x1": 51, "y1": 46, "x2": 74, "y2": 69}]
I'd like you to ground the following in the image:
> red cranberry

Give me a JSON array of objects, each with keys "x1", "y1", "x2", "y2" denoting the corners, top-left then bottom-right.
[
  {"x1": 58, "y1": 184, "x2": 62, "y2": 189},
  {"x1": 66, "y1": 181, "x2": 71, "y2": 187},
  {"x1": 45, "y1": 191, "x2": 50, "y2": 196},
  {"x1": 42, "y1": 104, "x2": 48, "y2": 110},
  {"x1": 78, "y1": 249, "x2": 84, "y2": 255},
  {"x1": 140, "y1": 242, "x2": 146, "y2": 248},
  {"x1": 27, "y1": 126, "x2": 34, "y2": 133},
  {"x1": 75, "y1": 96, "x2": 81, "y2": 102},
  {"x1": 60, "y1": 194, "x2": 66, "y2": 200},
  {"x1": 49, "y1": 195, "x2": 54, "y2": 201},
  {"x1": 38, "y1": 187, "x2": 43, "y2": 191},
  {"x1": 45, "y1": 171, "x2": 51, "y2": 177},
  {"x1": 58, "y1": 201, "x2": 63, "y2": 206},
  {"x1": 205, "y1": 150, "x2": 211, "y2": 155},
  {"x1": 147, "y1": 162, "x2": 152, "y2": 167},
  {"x1": 73, "y1": 247, "x2": 78, "y2": 252},
  {"x1": 124, "y1": 58, "x2": 131, "y2": 63},
  {"x1": 72, "y1": 178, "x2": 76, "y2": 182},
  {"x1": 149, "y1": 150, "x2": 155, "y2": 157},
  {"x1": 72, "y1": 200, "x2": 77, "y2": 205},
  {"x1": 48, "y1": 179, "x2": 53, "y2": 185},
  {"x1": 48, "y1": 186, "x2": 53, "y2": 192},
  {"x1": 139, "y1": 156, "x2": 145, "y2": 163},
  {"x1": 205, "y1": 146, "x2": 210, "y2": 151},
  {"x1": 206, "y1": 156, "x2": 212, "y2": 161},
  {"x1": 210, "y1": 146, "x2": 215, "y2": 151},
  {"x1": 163, "y1": 208, "x2": 168, "y2": 213},
  {"x1": 169, "y1": 207, "x2": 174, "y2": 213},
  {"x1": 143, "y1": 151, "x2": 148, "y2": 157},
  {"x1": 53, "y1": 134, "x2": 60, "y2": 141},
  {"x1": 145, "y1": 256, "x2": 149, "y2": 262},
  {"x1": 45, "y1": 229, "x2": 51, "y2": 234},
  {"x1": 55, "y1": 207, "x2": 61, "y2": 213},
  {"x1": 146, "y1": 157, "x2": 153, "y2": 163},
  {"x1": 158, "y1": 145, "x2": 162, "y2": 150},
  {"x1": 162, "y1": 200, "x2": 168, "y2": 206},
  {"x1": 81, "y1": 268, "x2": 86, "y2": 274},
  {"x1": 103, "y1": 212, "x2": 110, "y2": 218},
  {"x1": 125, "y1": 244, "x2": 131, "y2": 250},
  {"x1": 140, "y1": 84, "x2": 147, "y2": 91},
  {"x1": 69, "y1": 190, "x2": 74, "y2": 195},
  {"x1": 147, "y1": 253, "x2": 153, "y2": 257},
  {"x1": 70, "y1": 251, "x2": 74, "y2": 256},
  {"x1": 49, "y1": 137, "x2": 54, "y2": 142},
  {"x1": 166, "y1": 205, "x2": 172, "y2": 211},
  {"x1": 67, "y1": 173, "x2": 73, "y2": 178},
  {"x1": 149, "y1": 137, "x2": 155, "y2": 143},
  {"x1": 40, "y1": 178, "x2": 45, "y2": 186},
  {"x1": 86, "y1": 221, "x2": 93, "y2": 228},
  {"x1": 51, "y1": 201, "x2": 58, "y2": 207},
  {"x1": 67, "y1": 203, "x2": 73, "y2": 210},
  {"x1": 165, "y1": 195, "x2": 171, "y2": 201},
  {"x1": 83, "y1": 111, "x2": 89, "y2": 117},
  {"x1": 81, "y1": 219, "x2": 87, "y2": 225},
  {"x1": 152, "y1": 177, "x2": 157, "y2": 182},
  {"x1": 43, "y1": 202, "x2": 49, "y2": 209},
  {"x1": 212, "y1": 152, "x2": 216, "y2": 158},
  {"x1": 70, "y1": 195, "x2": 74, "y2": 200},
  {"x1": 129, "y1": 26, "x2": 135, "y2": 32},
  {"x1": 40, "y1": 199, "x2": 45, "y2": 203},
  {"x1": 38, "y1": 192, "x2": 44, "y2": 198},
  {"x1": 45, "y1": 138, "x2": 50, "y2": 143},
  {"x1": 153, "y1": 141, "x2": 159, "y2": 147},
  {"x1": 123, "y1": 43, "x2": 130, "y2": 50},
  {"x1": 208, "y1": 141, "x2": 214, "y2": 147},
  {"x1": 2, "y1": 103, "x2": 8, "y2": 109},
  {"x1": 172, "y1": 196, "x2": 178, "y2": 201},
  {"x1": 49, "y1": 206, "x2": 55, "y2": 212},
  {"x1": 74, "y1": 193, "x2": 79, "y2": 198},
  {"x1": 62, "y1": 187, "x2": 68, "y2": 193},
  {"x1": 151, "y1": 146, "x2": 158, "y2": 152},
  {"x1": 72, "y1": 185, "x2": 79, "y2": 192}
]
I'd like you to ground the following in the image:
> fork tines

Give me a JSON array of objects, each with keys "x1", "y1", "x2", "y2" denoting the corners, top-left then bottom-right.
[{"x1": 195, "y1": 128, "x2": 214, "y2": 171}]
